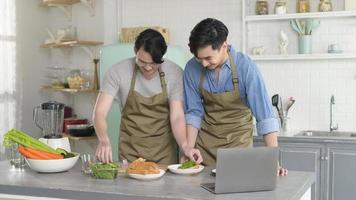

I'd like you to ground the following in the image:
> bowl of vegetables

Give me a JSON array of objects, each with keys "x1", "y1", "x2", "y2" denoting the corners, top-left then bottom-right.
[
  {"x1": 3, "y1": 129, "x2": 79, "y2": 173},
  {"x1": 25, "y1": 153, "x2": 80, "y2": 173}
]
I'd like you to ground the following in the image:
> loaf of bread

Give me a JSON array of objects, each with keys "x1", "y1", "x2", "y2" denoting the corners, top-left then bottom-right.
[{"x1": 127, "y1": 158, "x2": 160, "y2": 175}]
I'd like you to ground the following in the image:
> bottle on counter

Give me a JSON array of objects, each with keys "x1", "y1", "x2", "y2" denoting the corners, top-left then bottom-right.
[
  {"x1": 256, "y1": 0, "x2": 269, "y2": 15},
  {"x1": 275, "y1": 0, "x2": 287, "y2": 14},
  {"x1": 297, "y1": 0, "x2": 310, "y2": 13},
  {"x1": 319, "y1": 0, "x2": 332, "y2": 12}
]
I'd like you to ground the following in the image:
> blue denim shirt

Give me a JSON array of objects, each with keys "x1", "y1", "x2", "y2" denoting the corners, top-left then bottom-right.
[{"x1": 183, "y1": 46, "x2": 279, "y2": 136}]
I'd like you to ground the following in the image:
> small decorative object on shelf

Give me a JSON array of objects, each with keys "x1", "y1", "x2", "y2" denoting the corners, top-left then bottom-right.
[
  {"x1": 319, "y1": 0, "x2": 332, "y2": 12},
  {"x1": 251, "y1": 46, "x2": 266, "y2": 55},
  {"x1": 327, "y1": 44, "x2": 343, "y2": 54},
  {"x1": 297, "y1": 0, "x2": 310, "y2": 13},
  {"x1": 256, "y1": 0, "x2": 269, "y2": 15},
  {"x1": 275, "y1": 0, "x2": 287, "y2": 15},
  {"x1": 279, "y1": 30, "x2": 289, "y2": 55},
  {"x1": 290, "y1": 19, "x2": 320, "y2": 54}
]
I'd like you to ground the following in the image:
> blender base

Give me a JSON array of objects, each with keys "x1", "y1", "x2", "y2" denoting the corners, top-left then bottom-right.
[{"x1": 39, "y1": 137, "x2": 71, "y2": 152}]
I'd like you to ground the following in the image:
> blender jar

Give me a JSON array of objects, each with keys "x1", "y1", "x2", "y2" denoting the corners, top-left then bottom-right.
[{"x1": 33, "y1": 101, "x2": 65, "y2": 138}]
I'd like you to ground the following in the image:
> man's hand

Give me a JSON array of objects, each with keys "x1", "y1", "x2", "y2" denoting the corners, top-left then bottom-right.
[
  {"x1": 182, "y1": 147, "x2": 203, "y2": 164},
  {"x1": 95, "y1": 140, "x2": 112, "y2": 163},
  {"x1": 277, "y1": 165, "x2": 288, "y2": 176}
]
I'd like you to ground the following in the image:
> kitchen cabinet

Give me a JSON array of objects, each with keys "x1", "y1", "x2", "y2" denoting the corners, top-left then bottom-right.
[
  {"x1": 279, "y1": 144, "x2": 323, "y2": 200},
  {"x1": 327, "y1": 145, "x2": 356, "y2": 200},
  {"x1": 254, "y1": 136, "x2": 356, "y2": 200},
  {"x1": 242, "y1": 0, "x2": 356, "y2": 61},
  {"x1": 254, "y1": 141, "x2": 322, "y2": 200}
]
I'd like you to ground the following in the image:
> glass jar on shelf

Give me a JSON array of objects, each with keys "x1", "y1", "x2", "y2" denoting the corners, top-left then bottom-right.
[
  {"x1": 275, "y1": 0, "x2": 287, "y2": 14},
  {"x1": 256, "y1": 0, "x2": 269, "y2": 15},
  {"x1": 319, "y1": 0, "x2": 332, "y2": 12},
  {"x1": 46, "y1": 66, "x2": 66, "y2": 89},
  {"x1": 297, "y1": 0, "x2": 310, "y2": 13},
  {"x1": 67, "y1": 69, "x2": 84, "y2": 89},
  {"x1": 80, "y1": 69, "x2": 94, "y2": 90}
]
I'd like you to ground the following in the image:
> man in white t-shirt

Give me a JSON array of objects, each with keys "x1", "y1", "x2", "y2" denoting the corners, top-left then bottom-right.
[{"x1": 93, "y1": 29, "x2": 202, "y2": 164}]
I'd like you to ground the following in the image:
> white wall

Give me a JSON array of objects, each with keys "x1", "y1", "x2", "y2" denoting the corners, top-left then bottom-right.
[
  {"x1": 19, "y1": 0, "x2": 356, "y2": 138},
  {"x1": 116, "y1": 0, "x2": 356, "y2": 135},
  {"x1": 17, "y1": 0, "x2": 50, "y2": 137}
]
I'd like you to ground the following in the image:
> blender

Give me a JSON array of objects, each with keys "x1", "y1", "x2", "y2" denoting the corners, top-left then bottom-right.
[{"x1": 33, "y1": 101, "x2": 71, "y2": 151}]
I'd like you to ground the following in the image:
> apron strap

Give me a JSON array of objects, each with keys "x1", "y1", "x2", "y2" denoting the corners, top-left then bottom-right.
[
  {"x1": 198, "y1": 51, "x2": 239, "y2": 94},
  {"x1": 130, "y1": 65, "x2": 168, "y2": 98},
  {"x1": 229, "y1": 52, "x2": 239, "y2": 92},
  {"x1": 158, "y1": 66, "x2": 168, "y2": 98},
  {"x1": 129, "y1": 65, "x2": 139, "y2": 92},
  {"x1": 198, "y1": 68, "x2": 206, "y2": 93}
]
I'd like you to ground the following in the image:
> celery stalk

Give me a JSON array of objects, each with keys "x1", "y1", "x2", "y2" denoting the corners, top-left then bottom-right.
[{"x1": 3, "y1": 129, "x2": 60, "y2": 154}]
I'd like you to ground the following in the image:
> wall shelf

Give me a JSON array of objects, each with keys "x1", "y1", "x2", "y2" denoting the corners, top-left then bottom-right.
[
  {"x1": 41, "y1": 40, "x2": 103, "y2": 59},
  {"x1": 63, "y1": 133, "x2": 97, "y2": 141},
  {"x1": 245, "y1": 11, "x2": 356, "y2": 22},
  {"x1": 41, "y1": 86, "x2": 99, "y2": 93},
  {"x1": 250, "y1": 53, "x2": 356, "y2": 61},
  {"x1": 40, "y1": 0, "x2": 96, "y2": 17},
  {"x1": 40, "y1": 40, "x2": 103, "y2": 48},
  {"x1": 242, "y1": 0, "x2": 356, "y2": 55},
  {"x1": 40, "y1": 0, "x2": 80, "y2": 6}
]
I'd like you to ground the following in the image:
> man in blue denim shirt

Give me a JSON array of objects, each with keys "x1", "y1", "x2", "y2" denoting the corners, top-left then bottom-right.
[{"x1": 183, "y1": 18, "x2": 287, "y2": 176}]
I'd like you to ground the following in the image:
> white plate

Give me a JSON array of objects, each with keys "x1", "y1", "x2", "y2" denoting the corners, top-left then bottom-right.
[
  {"x1": 167, "y1": 164, "x2": 204, "y2": 175},
  {"x1": 128, "y1": 169, "x2": 165, "y2": 180}
]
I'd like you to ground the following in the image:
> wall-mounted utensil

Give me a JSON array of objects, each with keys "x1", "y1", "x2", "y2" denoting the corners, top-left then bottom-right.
[
  {"x1": 272, "y1": 94, "x2": 283, "y2": 124},
  {"x1": 279, "y1": 96, "x2": 284, "y2": 119}
]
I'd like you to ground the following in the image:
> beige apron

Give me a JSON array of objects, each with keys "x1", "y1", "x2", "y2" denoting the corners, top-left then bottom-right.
[
  {"x1": 196, "y1": 52, "x2": 254, "y2": 166},
  {"x1": 119, "y1": 65, "x2": 177, "y2": 164}
]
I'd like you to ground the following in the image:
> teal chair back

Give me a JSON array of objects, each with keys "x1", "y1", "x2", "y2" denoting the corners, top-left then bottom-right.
[{"x1": 99, "y1": 43, "x2": 189, "y2": 161}]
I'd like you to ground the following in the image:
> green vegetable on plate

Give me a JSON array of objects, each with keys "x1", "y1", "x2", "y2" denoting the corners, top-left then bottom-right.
[{"x1": 178, "y1": 160, "x2": 197, "y2": 169}]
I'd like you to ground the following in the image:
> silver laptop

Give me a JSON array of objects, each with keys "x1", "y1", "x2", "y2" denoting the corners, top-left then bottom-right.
[{"x1": 201, "y1": 147, "x2": 279, "y2": 194}]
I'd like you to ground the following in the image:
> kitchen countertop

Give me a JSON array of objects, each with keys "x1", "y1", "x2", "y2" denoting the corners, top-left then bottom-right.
[
  {"x1": 254, "y1": 135, "x2": 356, "y2": 144},
  {"x1": 0, "y1": 161, "x2": 314, "y2": 200}
]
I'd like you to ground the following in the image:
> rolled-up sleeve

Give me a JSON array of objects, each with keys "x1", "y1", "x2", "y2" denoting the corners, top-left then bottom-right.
[
  {"x1": 240, "y1": 55, "x2": 279, "y2": 136},
  {"x1": 183, "y1": 59, "x2": 204, "y2": 130},
  {"x1": 256, "y1": 118, "x2": 279, "y2": 135}
]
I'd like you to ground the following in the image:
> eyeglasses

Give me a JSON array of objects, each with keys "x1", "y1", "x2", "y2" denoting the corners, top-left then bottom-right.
[{"x1": 135, "y1": 57, "x2": 157, "y2": 68}]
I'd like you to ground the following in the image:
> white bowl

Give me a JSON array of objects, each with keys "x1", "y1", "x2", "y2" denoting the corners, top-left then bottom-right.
[{"x1": 25, "y1": 154, "x2": 79, "y2": 173}]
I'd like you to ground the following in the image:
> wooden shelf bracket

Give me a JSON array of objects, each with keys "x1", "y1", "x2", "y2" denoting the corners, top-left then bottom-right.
[
  {"x1": 79, "y1": 45, "x2": 98, "y2": 59},
  {"x1": 57, "y1": 5, "x2": 72, "y2": 20},
  {"x1": 80, "y1": 0, "x2": 95, "y2": 16}
]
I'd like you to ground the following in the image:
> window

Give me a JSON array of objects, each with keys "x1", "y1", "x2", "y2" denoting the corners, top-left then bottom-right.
[{"x1": 0, "y1": 1, "x2": 18, "y2": 144}]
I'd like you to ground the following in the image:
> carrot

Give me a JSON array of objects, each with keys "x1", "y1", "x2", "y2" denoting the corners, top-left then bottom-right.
[
  {"x1": 18, "y1": 146, "x2": 44, "y2": 159},
  {"x1": 24, "y1": 146, "x2": 64, "y2": 160}
]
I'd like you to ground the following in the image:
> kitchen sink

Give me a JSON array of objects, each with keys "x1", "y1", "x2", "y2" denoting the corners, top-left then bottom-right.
[{"x1": 295, "y1": 130, "x2": 356, "y2": 138}]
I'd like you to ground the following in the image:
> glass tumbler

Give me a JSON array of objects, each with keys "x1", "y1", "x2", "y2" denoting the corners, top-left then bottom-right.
[{"x1": 6, "y1": 143, "x2": 26, "y2": 168}]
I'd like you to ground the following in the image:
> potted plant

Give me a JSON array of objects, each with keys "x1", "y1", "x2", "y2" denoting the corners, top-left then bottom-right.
[{"x1": 290, "y1": 19, "x2": 320, "y2": 54}]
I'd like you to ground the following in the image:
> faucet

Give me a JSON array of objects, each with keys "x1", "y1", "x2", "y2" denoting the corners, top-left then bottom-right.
[{"x1": 330, "y1": 95, "x2": 338, "y2": 132}]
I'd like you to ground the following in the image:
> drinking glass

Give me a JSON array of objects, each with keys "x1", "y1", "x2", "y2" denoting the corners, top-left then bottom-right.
[{"x1": 6, "y1": 143, "x2": 26, "y2": 168}]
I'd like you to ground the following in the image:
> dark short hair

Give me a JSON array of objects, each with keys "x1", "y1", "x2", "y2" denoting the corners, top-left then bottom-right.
[
  {"x1": 134, "y1": 29, "x2": 167, "y2": 64},
  {"x1": 188, "y1": 18, "x2": 229, "y2": 56}
]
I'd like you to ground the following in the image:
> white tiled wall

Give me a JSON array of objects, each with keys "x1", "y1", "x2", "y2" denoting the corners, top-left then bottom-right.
[{"x1": 118, "y1": 0, "x2": 356, "y2": 135}]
